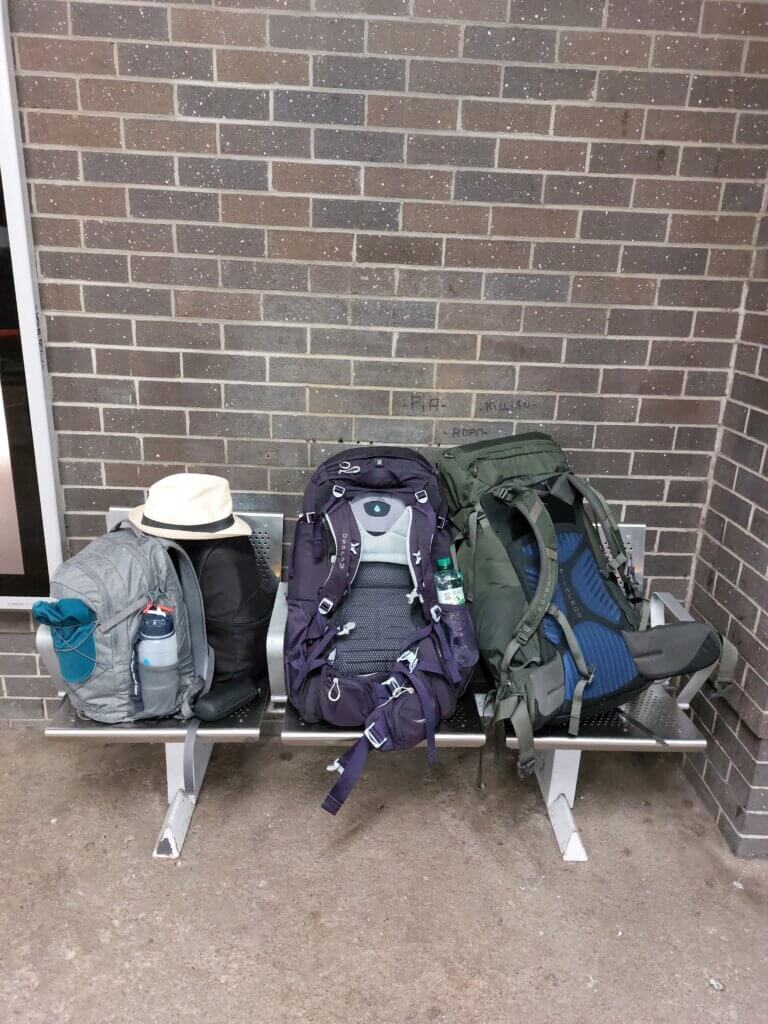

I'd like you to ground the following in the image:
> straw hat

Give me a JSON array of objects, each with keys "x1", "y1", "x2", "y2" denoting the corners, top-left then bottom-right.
[{"x1": 129, "y1": 473, "x2": 251, "y2": 541}]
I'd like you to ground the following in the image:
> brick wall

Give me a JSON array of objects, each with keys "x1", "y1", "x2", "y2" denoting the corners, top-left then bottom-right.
[
  {"x1": 0, "y1": 1, "x2": 766, "y2": 851},
  {"x1": 686, "y1": 196, "x2": 767, "y2": 857}
]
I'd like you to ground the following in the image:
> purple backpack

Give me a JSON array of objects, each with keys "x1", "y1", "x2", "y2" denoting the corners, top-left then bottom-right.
[{"x1": 285, "y1": 446, "x2": 478, "y2": 814}]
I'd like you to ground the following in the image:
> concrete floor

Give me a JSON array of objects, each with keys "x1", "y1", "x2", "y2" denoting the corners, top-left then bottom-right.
[{"x1": 1, "y1": 731, "x2": 766, "y2": 1024}]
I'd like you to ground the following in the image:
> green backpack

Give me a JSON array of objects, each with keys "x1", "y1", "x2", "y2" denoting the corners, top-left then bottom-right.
[{"x1": 437, "y1": 432, "x2": 726, "y2": 774}]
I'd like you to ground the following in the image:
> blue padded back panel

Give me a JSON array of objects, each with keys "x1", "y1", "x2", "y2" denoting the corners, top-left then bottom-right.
[{"x1": 521, "y1": 529, "x2": 637, "y2": 700}]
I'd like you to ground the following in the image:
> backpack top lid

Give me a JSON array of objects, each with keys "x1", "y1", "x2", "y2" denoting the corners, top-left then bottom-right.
[
  {"x1": 304, "y1": 445, "x2": 444, "y2": 515},
  {"x1": 437, "y1": 431, "x2": 570, "y2": 516}
]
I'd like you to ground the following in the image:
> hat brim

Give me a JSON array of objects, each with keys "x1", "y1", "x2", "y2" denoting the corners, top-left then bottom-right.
[{"x1": 128, "y1": 506, "x2": 252, "y2": 541}]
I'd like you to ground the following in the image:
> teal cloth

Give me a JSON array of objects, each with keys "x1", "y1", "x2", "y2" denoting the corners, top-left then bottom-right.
[{"x1": 33, "y1": 599, "x2": 97, "y2": 685}]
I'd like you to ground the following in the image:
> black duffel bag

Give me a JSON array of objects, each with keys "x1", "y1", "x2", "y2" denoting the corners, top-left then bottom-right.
[{"x1": 181, "y1": 536, "x2": 277, "y2": 720}]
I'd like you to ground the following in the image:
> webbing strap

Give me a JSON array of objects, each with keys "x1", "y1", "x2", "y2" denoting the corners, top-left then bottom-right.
[
  {"x1": 546, "y1": 604, "x2": 591, "y2": 679},
  {"x1": 464, "y1": 502, "x2": 486, "y2": 603},
  {"x1": 714, "y1": 636, "x2": 738, "y2": 689}
]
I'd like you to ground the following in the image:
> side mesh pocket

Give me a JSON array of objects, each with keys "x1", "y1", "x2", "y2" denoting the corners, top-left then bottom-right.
[{"x1": 440, "y1": 605, "x2": 479, "y2": 670}]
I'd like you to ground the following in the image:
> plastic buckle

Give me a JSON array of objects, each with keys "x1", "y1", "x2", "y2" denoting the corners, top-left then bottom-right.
[
  {"x1": 437, "y1": 516, "x2": 446, "y2": 529},
  {"x1": 414, "y1": 489, "x2": 429, "y2": 504},
  {"x1": 364, "y1": 723, "x2": 387, "y2": 749},
  {"x1": 335, "y1": 621, "x2": 356, "y2": 637},
  {"x1": 517, "y1": 625, "x2": 532, "y2": 645},
  {"x1": 332, "y1": 484, "x2": 346, "y2": 498},
  {"x1": 517, "y1": 753, "x2": 537, "y2": 780},
  {"x1": 382, "y1": 676, "x2": 399, "y2": 693},
  {"x1": 304, "y1": 511, "x2": 316, "y2": 524},
  {"x1": 318, "y1": 597, "x2": 333, "y2": 615},
  {"x1": 397, "y1": 650, "x2": 419, "y2": 673},
  {"x1": 430, "y1": 604, "x2": 442, "y2": 623}
]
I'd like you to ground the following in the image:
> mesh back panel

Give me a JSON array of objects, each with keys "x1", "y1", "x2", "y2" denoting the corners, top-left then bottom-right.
[{"x1": 331, "y1": 563, "x2": 422, "y2": 675}]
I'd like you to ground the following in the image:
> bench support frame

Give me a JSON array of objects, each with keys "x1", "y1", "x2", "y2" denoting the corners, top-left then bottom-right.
[
  {"x1": 536, "y1": 749, "x2": 588, "y2": 863},
  {"x1": 155, "y1": 728, "x2": 213, "y2": 860}
]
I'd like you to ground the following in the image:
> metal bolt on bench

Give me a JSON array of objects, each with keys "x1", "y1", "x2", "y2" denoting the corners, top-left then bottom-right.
[{"x1": 42, "y1": 509, "x2": 284, "y2": 860}]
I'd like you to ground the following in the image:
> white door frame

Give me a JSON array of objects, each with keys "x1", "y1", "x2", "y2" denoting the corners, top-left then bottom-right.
[{"x1": 0, "y1": 5, "x2": 63, "y2": 607}]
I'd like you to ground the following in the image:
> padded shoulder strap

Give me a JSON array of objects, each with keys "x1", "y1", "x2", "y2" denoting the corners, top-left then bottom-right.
[
  {"x1": 161, "y1": 539, "x2": 213, "y2": 695},
  {"x1": 316, "y1": 502, "x2": 362, "y2": 617},
  {"x1": 491, "y1": 486, "x2": 559, "y2": 673}
]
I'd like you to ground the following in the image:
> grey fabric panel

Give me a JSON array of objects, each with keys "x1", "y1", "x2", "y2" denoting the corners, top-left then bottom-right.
[
  {"x1": 623, "y1": 622, "x2": 721, "y2": 681},
  {"x1": 49, "y1": 528, "x2": 197, "y2": 723},
  {"x1": 528, "y1": 658, "x2": 565, "y2": 719},
  {"x1": 330, "y1": 563, "x2": 421, "y2": 675}
]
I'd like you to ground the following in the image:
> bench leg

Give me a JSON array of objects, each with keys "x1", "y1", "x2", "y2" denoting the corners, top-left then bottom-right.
[
  {"x1": 535, "y1": 749, "x2": 588, "y2": 863},
  {"x1": 154, "y1": 727, "x2": 213, "y2": 860}
]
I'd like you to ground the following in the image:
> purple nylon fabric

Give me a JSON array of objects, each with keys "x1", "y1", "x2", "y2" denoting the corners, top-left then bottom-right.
[{"x1": 284, "y1": 446, "x2": 477, "y2": 813}]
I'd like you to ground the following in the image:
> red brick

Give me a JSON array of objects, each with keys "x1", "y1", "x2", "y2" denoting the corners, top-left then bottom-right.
[
  {"x1": 268, "y1": 230, "x2": 353, "y2": 262},
  {"x1": 559, "y1": 31, "x2": 651, "y2": 67},
  {"x1": 653, "y1": 34, "x2": 744, "y2": 71},
  {"x1": 170, "y1": 8, "x2": 266, "y2": 46},
  {"x1": 273, "y1": 162, "x2": 360, "y2": 196},
  {"x1": 367, "y1": 96, "x2": 457, "y2": 131},
  {"x1": 80, "y1": 78, "x2": 174, "y2": 115},
  {"x1": 461, "y1": 100, "x2": 551, "y2": 135},
  {"x1": 403, "y1": 203, "x2": 489, "y2": 235},
  {"x1": 554, "y1": 105, "x2": 644, "y2": 139},
  {"x1": 670, "y1": 215, "x2": 757, "y2": 245},
  {"x1": 16, "y1": 36, "x2": 115, "y2": 74},
  {"x1": 492, "y1": 206, "x2": 578, "y2": 239},
  {"x1": 217, "y1": 49, "x2": 309, "y2": 86},
  {"x1": 27, "y1": 112, "x2": 121, "y2": 149},
  {"x1": 368, "y1": 19, "x2": 459, "y2": 57},
  {"x1": 365, "y1": 167, "x2": 451, "y2": 201},
  {"x1": 444, "y1": 239, "x2": 529, "y2": 269},
  {"x1": 498, "y1": 139, "x2": 587, "y2": 172},
  {"x1": 222, "y1": 194, "x2": 309, "y2": 227}
]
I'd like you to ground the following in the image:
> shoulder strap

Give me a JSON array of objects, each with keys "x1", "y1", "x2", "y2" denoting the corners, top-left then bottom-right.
[
  {"x1": 491, "y1": 486, "x2": 559, "y2": 674},
  {"x1": 315, "y1": 501, "x2": 362, "y2": 618},
  {"x1": 161, "y1": 539, "x2": 214, "y2": 697}
]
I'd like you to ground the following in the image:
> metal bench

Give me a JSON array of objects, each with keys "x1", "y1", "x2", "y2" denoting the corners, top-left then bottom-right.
[
  {"x1": 42, "y1": 509, "x2": 283, "y2": 860},
  {"x1": 266, "y1": 524, "x2": 708, "y2": 863}
]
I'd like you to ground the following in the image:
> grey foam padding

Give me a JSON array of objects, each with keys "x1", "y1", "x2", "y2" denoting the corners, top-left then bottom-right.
[
  {"x1": 623, "y1": 622, "x2": 721, "y2": 681},
  {"x1": 331, "y1": 563, "x2": 422, "y2": 675}
]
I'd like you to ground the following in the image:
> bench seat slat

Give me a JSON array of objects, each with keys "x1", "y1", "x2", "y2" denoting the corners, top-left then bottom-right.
[
  {"x1": 501, "y1": 683, "x2": 706, "y2": 753},
  {"x1": 45, "y1": 687, "x2": 269, "y2": 744}
]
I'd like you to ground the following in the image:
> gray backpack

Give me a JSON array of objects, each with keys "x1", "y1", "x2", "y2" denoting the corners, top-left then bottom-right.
[{"x1": 47, "y1": 523, "x2": 213, "y2": 723}]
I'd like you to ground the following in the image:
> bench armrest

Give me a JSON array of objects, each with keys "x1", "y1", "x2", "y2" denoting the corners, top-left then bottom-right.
[
  {"x1": 266, "y1": 582, "x2": 288, "y2": 702},
  {"x1": 649, "y1": 591, "x2": 693, "y2": 628}
]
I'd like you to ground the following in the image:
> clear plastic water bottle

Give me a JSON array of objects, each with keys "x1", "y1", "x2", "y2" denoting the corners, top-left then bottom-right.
[{"x1": 434, "y1": 557, "x2": 466, "y2": 606}]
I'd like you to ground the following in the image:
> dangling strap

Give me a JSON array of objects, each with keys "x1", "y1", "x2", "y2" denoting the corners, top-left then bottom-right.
[
  {"x1": 321, "y1": 734, "x2": 373, "y2": 815},
  {"x1": 544, "y1": 602, "x2": 594, "y2": 736}
]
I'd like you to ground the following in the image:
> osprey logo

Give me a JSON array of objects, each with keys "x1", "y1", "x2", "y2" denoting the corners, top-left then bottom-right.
[
  {"x1": 559, "y1": 568, "x2": 582, "y2": 621},
  {"x1": 337, "y1": 531, "x2": 350, "y2": 571}
]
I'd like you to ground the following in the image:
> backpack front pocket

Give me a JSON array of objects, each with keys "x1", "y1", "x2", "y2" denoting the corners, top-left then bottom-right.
[{"x1": 134, "y1": 663, "x2": 182, "y2": 719}]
